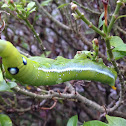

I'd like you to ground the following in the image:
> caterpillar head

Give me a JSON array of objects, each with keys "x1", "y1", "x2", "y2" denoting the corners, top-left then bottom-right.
[{"x1": 0, "y1": 40, "x2": 27, "y2": 76}]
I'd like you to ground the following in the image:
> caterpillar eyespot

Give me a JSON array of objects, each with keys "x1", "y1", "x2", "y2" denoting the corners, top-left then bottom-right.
[
  {"x1": 8, "y1": 67, "x2": 19, "y2": 75},
  {"x1": 0, "y1": 40, "x2": 117, "y2": 87},
  {"x1": 22, "y1": 57, "x2": 27, "y2": 65}
]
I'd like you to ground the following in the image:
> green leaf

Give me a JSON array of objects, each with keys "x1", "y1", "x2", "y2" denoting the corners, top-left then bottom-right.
[
  {"x1": 98, "y1": 12, "x2": 104, "y2": 28},
  {"x1": 21, "y1": 0, "x2": 26, "y2": 4},
  {"x1": 110, "y1": 36, "x2": 123, "y2": 46},
  {"x1": 83, "y1": 120, "x2": 107, "y2": 126},
  {"x1": 110, "y1": 36, "x2": 126, "y2": 51},
  {"x1": 25, "y1": 2, "x2": 36, "y2": 17},
  {"x1": 112, "y1": 51, "x2": 126, "y2": 60},
  {"x1": 0, "y1": 69, "x2": 9, "y2": 91},
  {"x1": 57, "y1": 3, "x2": 69, "y2": 9},
  {"x1": 16, "y1": 4, "x2": 23, "y2": 10},
  {"x1": 0, "y1": 80, "x2": 10, "y2": 91},
  {"x1": 114, "y1": 44, "x2": 126, "y2": 52},
  {"x1": 67, "y1": 115, "x2": 78, "y2": 126},
  {"x1": 29, "y1": 7, "x2": 36, "y2": 13},
  {"x1": 106, "y1": 115, "x2": 126, "y2": 126},
  {"x1": 0, "y1": 69, "x2": 16, "y2": 91},
  {"x1": 0, "y1": 114, "x2": 12, "y2": 126},
  {"x1": 7, "y1": 82, "x2": 17, "y2": 88},
  {"x1": 109, "y1": 36, "x2": 126, "y2": 60},
  {"x1": 1, "y1": 3, "x2": 9, "y2": 8},
  {"x1": 81, "y1": 115, "x2": 126, "y2": 126},
  {"x1": 41, "y1": 0, "x2": 52, "y2": 6},
  {"x1": 27, "y1": 1, "x2": 35, "y2": 11}
]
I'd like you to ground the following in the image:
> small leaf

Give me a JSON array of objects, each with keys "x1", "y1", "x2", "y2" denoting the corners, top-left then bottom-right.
[
  {"x1": 83, "y1": 120, "x2": 107, "y2": 126},
  {"x1": 0, "y1": 80, "x2": 16, "y2": 92},
  {"x1": 29, "y1": 7, "x2": 36, "y2": 13},
  {"x1": 110, "y1": 36, "x2": 126, "y2": 51},
  {"x1": 57, "y1": 3, "x2": 69, "y2": 9},
  {"x1": 112, "y1": 51, "x2": 126, "y2": 60},
  {"x1": 67, "y1": 115, "x2": 78, "y2": 126},
  {"x1": 1, "y1": 4, "x2": 9, "y2": 8},
  {"x1": 0, "y1": 114, "x2": 12, "y2": 126},
  {"x1": 16, "y1": 4, "x2": 24, "y2": 11},
  {"x1": 0, "y1": 69, "x2": 10, "y2": 91},
  {"x1": 0, "y1": 80, "x2": 10, "y2": 91},
  {"x1": 98, "y1": 12, "x2": 104, "y2": 28},
  {"x1": 109, "y1": 36, "x2": 126, "y2": 60},
  {"x1": 114, "y1": 44, "x2": 126, "y2": 52},
  {"x1": 21, "y1": 0, "x2": 26, "y2": 4},
  {"x1": 106, "y1": 115, "x2": 126, "y2": 126},
  {"x1": 41, "y1": 0, "x2": 52, "y2": 6},
  {"x1": 7, "y1": 82, "x2": 17, "y2": 88},
  {"x1": 27, "y1": 2, "x2": 35, "y2": 11},
  {"x1": 110, "y1": 36, "x2": 123, "y2": 46}
]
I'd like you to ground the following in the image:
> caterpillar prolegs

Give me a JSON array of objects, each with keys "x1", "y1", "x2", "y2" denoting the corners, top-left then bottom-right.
[{"x1": 0, "y1": 40, "x2": 117, "y2": 88}]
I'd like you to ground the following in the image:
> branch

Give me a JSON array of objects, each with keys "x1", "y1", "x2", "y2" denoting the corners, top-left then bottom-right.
[
  {"x1": 71, "y1": 4, "x2": 105, "y2": 37},
  {"x1": 32, "y1": 0, "x2": 71, "y2": 31},
  {"x1": 12, "y1": 83, "x2": 105, "y2": 113},
  {"x1": 107, "y1": 1, "x2": 123, "y2": 33},
  {"x1": 105, "y1": 38, "x2": 124, "y2": 112},
  {"x1": 73, "y1": 1, "x2": 101, "y2": 15},
  {"x1": 12, "y1": 81, "x2": 125, "y2": 114},
  {"x1": 12, "y1": 86, "x2": 75, "y2": 99},
  {"x1": 9, "y1": 1, "x2": 46, "y2": 54}
]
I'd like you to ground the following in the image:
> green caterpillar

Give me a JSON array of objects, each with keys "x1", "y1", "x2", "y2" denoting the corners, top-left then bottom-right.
[{"x1": 0, "y1": 40, "x2": 117, "y2": 88}]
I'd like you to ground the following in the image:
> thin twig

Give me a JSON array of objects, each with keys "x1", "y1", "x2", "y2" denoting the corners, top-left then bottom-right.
[
  {"x1": 107, "y1": 1, "x2": 123, "y2": 33},
  {"x1": 32, "y1": 0, "x2": 71, "y2": 31}
]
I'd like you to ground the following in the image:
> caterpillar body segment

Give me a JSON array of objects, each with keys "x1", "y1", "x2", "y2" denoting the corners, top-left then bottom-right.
[{"x1": 0, "y1": 40, "x2": 117, "y2": 87}]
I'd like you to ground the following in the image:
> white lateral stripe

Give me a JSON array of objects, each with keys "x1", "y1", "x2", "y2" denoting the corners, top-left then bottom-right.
[{"x1": 38, "y1": 67, "x2": 115, "y2": 79}]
